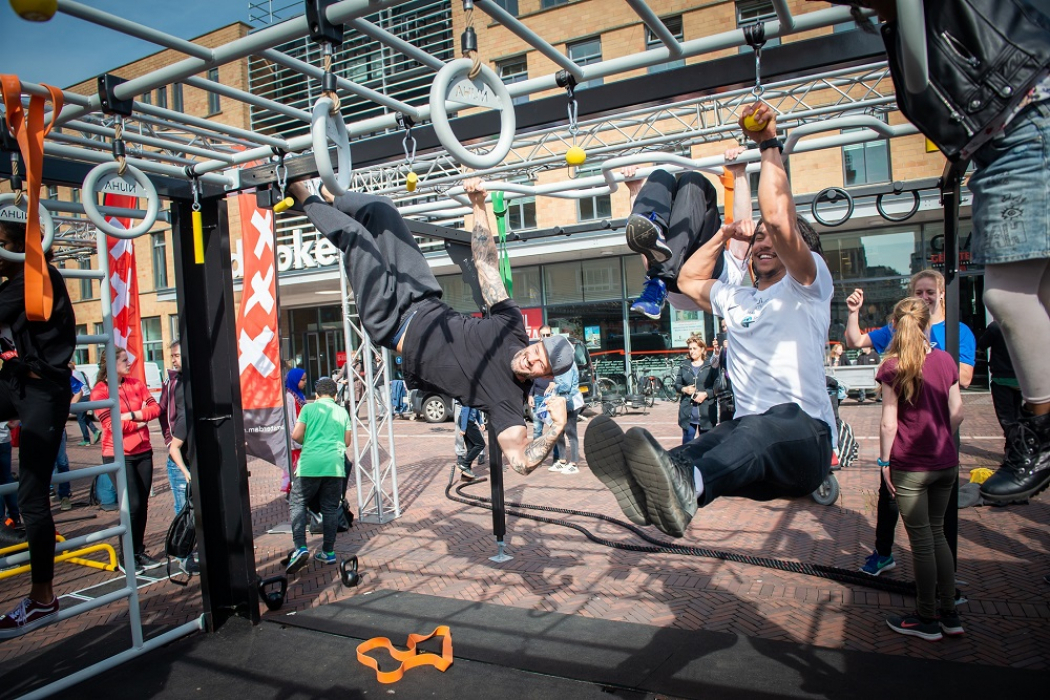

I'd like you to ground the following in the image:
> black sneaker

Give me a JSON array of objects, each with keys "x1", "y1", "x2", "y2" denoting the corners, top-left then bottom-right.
[
  {"x1": 980, "y1": 412, "x2": 1050, "y2": 503},
  {"x1": 625, "y1": 213, "x2": 672, "y2": 267},
  {"x1": 622, "y1": 427, "x2": 698, "y2": 537},
  {"x1": 457, "y1": 464, "x2": 475, "y2": 480},
  {"x1": 886, "y1": 612, "x2": 942, "y2": 641},
  {"x1": 180, "y1": 554, "x2": 200, "y2": 576},
  {"x1": 135, "y1": 552, "x2": 163, "y2": 571},
  {"x1": 0, "y1": 521, "x2": 26, "y2": 548},
  {"x1": 118, "y1": 554, "x2": 145, "y2": 576},
  {"x1": 584, "y1": 416, "x2": 651, "y2": 526},
  {"x1": 938, "y1": 609, "x2": 964, "y2": 636}
]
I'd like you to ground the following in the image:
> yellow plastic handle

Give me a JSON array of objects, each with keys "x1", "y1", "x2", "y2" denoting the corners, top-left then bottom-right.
[
  {"x1": 406, "y1": 171, "x2": 419, "y2": 193},
  {"x1": 273, "y1": 196, "x2": 294, "y2": 213},
  {"x1": 192, "y1": 210, "x2": 204, "y2": 264}
]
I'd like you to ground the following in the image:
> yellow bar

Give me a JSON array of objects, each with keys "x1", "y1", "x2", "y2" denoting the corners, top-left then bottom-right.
[
  {"x1": 192, "y1": 210, "x2": 204, "y2": 264},
  {"x1": 0, "y1": 543, "x2": 119, "y2": 581}
]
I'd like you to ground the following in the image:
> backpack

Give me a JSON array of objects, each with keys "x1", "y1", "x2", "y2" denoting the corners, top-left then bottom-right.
[
  {"x1": 837, "y1": 420, "x2": 860, "y2": 469},
  {"x1": 165, "y1": 485, "x2": 196, "y2": 584}
]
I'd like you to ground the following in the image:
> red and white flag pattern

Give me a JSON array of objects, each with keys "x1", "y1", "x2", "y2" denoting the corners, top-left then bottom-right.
[{"x1": 104, "y1": 192, "x2": 146, "y2": 384}]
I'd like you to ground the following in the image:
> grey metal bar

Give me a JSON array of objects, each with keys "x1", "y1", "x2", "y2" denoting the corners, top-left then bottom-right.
[
  {"x1": 771, "y1": 0, "x2": 796, "y2": 31},
  {"x1": 43, "y1": 199, "x2": 155, "y2": 219},
  {"x1": 896, "y1": 0, "x2": 929, "y2": 93},
  {"x1": 60, "y1": 269, "x2": 106, "y2": 280},
  {"x1": 66, "y1": 119, "x2": 237, "y2": 162},
  {"x1": 476, "y1": 0, "x2": 585, "y2": 79},
  {"x1": 76, "y1": 334, "x2": 110, "y2": 344},
  {"x1": 58, "y1": 0, "x2": 215, "y2": 61},
  {"x1": 43, "y1": 142, "x2": 233, "y2": 187},
  {"x1": 349, "y1": 17, "x2": 447, "y2": 70},
  {"x1": 131, "y1": 112, "x2": 262, "y2": 150},
  {"x1": 132, "y1": 102, "x2": 291, "y2": 149},
  {"x1": 48, "y1": 131, "x2": 201, "y2": 168},
  {"x1": 183, "y1": 75, "x2": 312, "y2": 124},
  {"x1": 257, "y1": 48, "x2": 422, "y2": 119},
  {"x1": 625, "y1": 0, "x2": 683, "y2": 57}
]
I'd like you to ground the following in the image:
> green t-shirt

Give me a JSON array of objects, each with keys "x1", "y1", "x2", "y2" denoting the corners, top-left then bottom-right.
[{"x1": 295, "y1": 398, "x2": 351, "y2": 478}]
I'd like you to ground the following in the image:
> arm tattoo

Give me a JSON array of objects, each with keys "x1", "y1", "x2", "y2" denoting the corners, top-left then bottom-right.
[
  {"x1": 472, "y1": 223, "x2": 510, "y2": 307},
  {"x1": 510, "y1": 421, "x2": 562, "y2": 476}
]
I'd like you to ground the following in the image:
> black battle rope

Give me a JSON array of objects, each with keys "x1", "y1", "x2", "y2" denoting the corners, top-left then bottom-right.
[{"x1": 444, "y1": 466, "x2": 916, "y2": 596}]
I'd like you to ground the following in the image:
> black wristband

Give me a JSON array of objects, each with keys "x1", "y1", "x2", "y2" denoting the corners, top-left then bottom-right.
[{"x1": 759, "y1": 138, "x2": 784, "y2": 154}]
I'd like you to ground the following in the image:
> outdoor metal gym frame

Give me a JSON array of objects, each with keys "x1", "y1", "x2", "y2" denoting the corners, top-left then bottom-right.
[{"x1": 0, "y1": 1, "x2": 962, "y2": 697}]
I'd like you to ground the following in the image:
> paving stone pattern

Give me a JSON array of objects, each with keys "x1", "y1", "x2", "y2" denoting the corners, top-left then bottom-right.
[{"x1": 1, "y1": 394, "x2": 1047, "y2": 673}]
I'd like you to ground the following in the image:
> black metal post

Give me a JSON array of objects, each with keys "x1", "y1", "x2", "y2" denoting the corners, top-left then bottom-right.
[
  {"x1": 486, "y1": 421, "x2": 512, "y2": 561},
  {"x1": 171, "y1": 196, "x2": 260, "y2": 630},
  {"x1": 939, "y1": 159, "x2": 968, "y2": 570}
]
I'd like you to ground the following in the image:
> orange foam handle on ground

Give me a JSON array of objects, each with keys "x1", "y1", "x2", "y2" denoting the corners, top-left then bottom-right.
[{"x1": 356, "y1": 625, "x2": 453, "y2": 684}]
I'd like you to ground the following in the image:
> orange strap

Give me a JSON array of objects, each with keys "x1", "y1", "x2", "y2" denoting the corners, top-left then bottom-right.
[
  {"x1": 720, "y1": 167, "x2": 735, "y2": 225},
  {"x1": 356, "y1": 625, "x2": 453, "y2": 684},
  {"x1": 1, "y1": 75, "x2": 63, "y2": 321}
]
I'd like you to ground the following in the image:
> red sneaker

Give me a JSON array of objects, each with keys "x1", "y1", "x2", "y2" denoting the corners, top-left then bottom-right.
[{"x1": 0, "y1": 596, "x2": 60, "y2": 639}]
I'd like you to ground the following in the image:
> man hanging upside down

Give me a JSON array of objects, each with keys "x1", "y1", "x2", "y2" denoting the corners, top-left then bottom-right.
[
  {"x1": 586, "y1": 104, "x2": 836, "y2": 537},
  {"x1": 287, "y1": 178, "x2": 573, "y2": 475}
]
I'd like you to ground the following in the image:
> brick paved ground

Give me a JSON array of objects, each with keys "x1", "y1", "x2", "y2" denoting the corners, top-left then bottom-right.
[{"x1": 2, "y1": 393, "x2": 1048, "y2": 681}]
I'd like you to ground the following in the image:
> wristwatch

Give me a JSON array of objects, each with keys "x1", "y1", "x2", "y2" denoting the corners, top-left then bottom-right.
[
  {"x1": 877, "y1": 458, "x2": 891, "y2": 467},
  {"x1": 758, "y1": 138, "x2": 784, "y2": 154}
]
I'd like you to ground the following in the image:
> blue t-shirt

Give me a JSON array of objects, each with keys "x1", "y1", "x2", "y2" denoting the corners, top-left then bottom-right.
[
  {"x1": 70, "y1": 375, "x2": 85, "y2": 396},
  {"x1": 868, "y1": 320, "x2": 976, "y2": 366}
]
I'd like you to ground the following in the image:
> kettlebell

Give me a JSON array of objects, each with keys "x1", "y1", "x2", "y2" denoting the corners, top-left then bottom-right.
[
  {"x1": 258, "y1": 574, "x2": 288, "y2": 611},
  {"x1": 340, "y1": 555, "x2": 362, "y2": 588}
]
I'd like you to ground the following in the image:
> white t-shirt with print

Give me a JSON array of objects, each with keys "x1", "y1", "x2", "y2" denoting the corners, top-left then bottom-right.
[
  {"x1": 709, "y1": 252, "x2": 836, "y2": 443},
  {"x1": 667, "y1": 249, "x2": 749, "y2": 312}
]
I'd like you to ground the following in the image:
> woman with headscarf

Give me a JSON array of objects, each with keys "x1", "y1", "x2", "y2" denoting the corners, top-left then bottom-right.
[{"x1": 283, "y1": 368, "x2": 307, "y2": 494}]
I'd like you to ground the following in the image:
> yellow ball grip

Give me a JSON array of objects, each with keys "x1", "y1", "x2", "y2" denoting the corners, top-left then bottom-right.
[{"x1": 565, "y1": 146, "x2": 587, "y2": 166}]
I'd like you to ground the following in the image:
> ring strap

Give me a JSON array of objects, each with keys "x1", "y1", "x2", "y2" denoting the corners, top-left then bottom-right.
[
  {"x1": 1, "y1": 75, "x2": 63, "y2": 321},
  {"x1": 356, "y1": 625, "x2": 453, "y2": 684}
]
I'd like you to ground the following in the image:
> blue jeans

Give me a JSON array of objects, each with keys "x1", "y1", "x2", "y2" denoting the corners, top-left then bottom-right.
[
  {"x1": 969, "y1": 102, "x2": 1050, "y2": 265},
  {"x1": 95, "y1": 472, "x2": 117, "y2": 506},
  {"x1": 0, "y1": 441, "x2": 17, "y2": 522},
  {"x1": 76, "y1": 408, "x2": 99, "y2": 443},
  {"x1": 166, "y1": 456, "x2": 188, "y2": 516},
  {"x1": 52, "y1": 430, "x2": 71, "y2": 499}
]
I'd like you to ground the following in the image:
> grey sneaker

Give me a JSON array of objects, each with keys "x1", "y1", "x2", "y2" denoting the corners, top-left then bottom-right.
[
  {"x1": 626, "y1": 213, "x2": 672, "y2": 267},
  {"x1": 584, "y1": 416, "x2": 651, "y2": 526},
  {"x1": 623, "y1": 427, "x2": 698, "y2": 538}
]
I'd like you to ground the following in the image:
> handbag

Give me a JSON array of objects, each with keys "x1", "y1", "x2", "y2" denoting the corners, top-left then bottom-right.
[{"x1": 165, "y1": 485, "x2": 196, "y2": 585}]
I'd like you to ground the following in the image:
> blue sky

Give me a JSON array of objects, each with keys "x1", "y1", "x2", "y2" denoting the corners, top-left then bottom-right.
[{"x1": 0, "y1": 1, "x2": 260, "y2": 88}]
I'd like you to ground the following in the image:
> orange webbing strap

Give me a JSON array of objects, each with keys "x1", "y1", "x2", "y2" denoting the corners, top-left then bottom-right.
[
  {"x1": 356, "y1": 625, "x2": 453, "y2": 684},
  {"x1": 720, "y1": 167, "x2": 735, "y2": 225},
  {"x1": 1, "y1": 75, "x2": 64, "y2": 321}
]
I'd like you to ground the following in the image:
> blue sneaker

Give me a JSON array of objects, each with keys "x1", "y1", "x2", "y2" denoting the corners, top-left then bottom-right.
[
  {"x1": 626, "y1": 213, "x2": 672, "y2": 267},
  {"x1": 314, "y1": 550, "x2": 337, "y2": 565},
  {"x1": 286, "y1": 546, "x2": 310, "y2": 575},
  {"x1": 631, "y1": 277, "x2": 667, "y2": 319},
  {"x1": 860, "y1": 550, "x2": 896, "y2": 576}
]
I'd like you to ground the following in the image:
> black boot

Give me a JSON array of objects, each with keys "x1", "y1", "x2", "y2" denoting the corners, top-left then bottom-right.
[{"x1": 980, "y1": 411, "x2": 1050, "y2": 503}]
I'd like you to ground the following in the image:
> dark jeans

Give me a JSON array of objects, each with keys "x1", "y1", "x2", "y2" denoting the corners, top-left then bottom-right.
[
  {"x1": 52, "y1": 431, "x2": 70, "y2": 500},
  {"x1": 290, "y1": 475, "x2": 343, "y2": 552},
  {"x1": 682, "y1": 425, "x2": 706, "y2": 444},
  {"x1": 893, "y1": 468, "x2": 957, "y2": 619},
  {"x1": 555, "y1": 407, "x2": 581, "y2": 463},
  {"x1": 874, "y1": 470, "x2": 958, "y2": 569},
  {"x1": 0, "y1": 371, "x2": 72, "y2": 584},
  {"x1": 670, "y1": 403, "x2": 832, "y2": 507},
  {"x1": 631, "y1": 169, "x2": 722, "y2": 291},
  {"x1": 103, "y1": 451, "x2": 154, "y2": 556},
  {"x1": 990, "y1": 381, "x2": 1024, "y2": 437},
  {"x1": 303, "y1": 192, "x2": 442, "y2": 347},
  {"x1": 0, "y1": 441, "x2": 18, "y2": 523},
  {"x1": 76, "y1": 407, "x2": 99, "y2": 442},
  {"x1": 459, "y1": 421, "x2": 485, "y2": 469}
]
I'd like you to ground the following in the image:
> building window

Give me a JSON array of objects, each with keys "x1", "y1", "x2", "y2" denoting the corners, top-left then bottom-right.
[
  {"x1": 142, "y1": 316, "x2": 164, "y2": 374},
  {"x1": 647, "y1": 15, "x2": 685, "y2": 73},
  {"x1": 78, "y1": 258, "x2": 94, "y2": 299},
  {"x1": 74, "y1": 324, "x2": 88, "y2": 365},
  {"x1": 47, "y1": 186, "x2": 59, "y2": 200},
  {"x1": 207, "y1": 68, "x2": 221, "y2": 114},
  {"x1": 541, "y1": 0, "x2": 568, "y2": 8},
  {"x1": 170, "y1": 314, "x2": 180, "y2": 342},
  {"x1": 71, "y1": 188, "x2": 80, "y2": 203},
  {"x1": 575, "y1": 165, "x2": 612, "y2": 222},
  {"x1": 567, "y1": 37, "x2": 603, "y2": 89},
  {"x1": 506, "y1": 177, "x2": 536, "y2": 231},
  {"x1": 843, "y1": 131, "x2": 891, "y2": 186},
  {"x1": 172, "y1": 82, "x2": 184, "y2": 112},
  {"x1": 93, "y1": 322, "x2": 106, "y2": 362},
  {"x1": 141, "y1": 92, "x2": 151, "y2": 105},
  {"x1": 155, "y1": 86, "x2": 167, "y2": 109},
  {"x1": 498, "y1": 55, "x2": 529, "y2": 105},
  {"x1": 736, "y1": 1, "x2": 780, "y2": 53},
  {"x1": 152, "y1": 232, "x2": 168, "y2": 289},
  {"x1": 492, "y1": 0, "x2": 518, "y2": 14}
]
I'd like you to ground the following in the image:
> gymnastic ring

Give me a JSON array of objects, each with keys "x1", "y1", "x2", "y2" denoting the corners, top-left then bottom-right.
[
  {"x1": 811, "y1": 187, "x2": 854, "y2": 228},
  {"x1": 311, "y1": 96, "x2": 352, "y2": 197},
  {"x1": 429, "y1": 59, "x2": 516, "y2": 170},
  {"x1": 0, "y1": 193, "x2": 55, "y2": 261},
  {"x1": 875, "y1": 189, "x2": 921, "y2": 223},
  {"x1": 81, "y1": 161, "x2": 160, "y2": 239}
]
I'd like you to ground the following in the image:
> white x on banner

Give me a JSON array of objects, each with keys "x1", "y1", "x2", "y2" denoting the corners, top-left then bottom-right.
[
  {"x1": 238, "y1": 326, "x2": 277, "y2": 378},
  {"x1": 244, "y1": 266, "x2": 275, "y2": 314}
]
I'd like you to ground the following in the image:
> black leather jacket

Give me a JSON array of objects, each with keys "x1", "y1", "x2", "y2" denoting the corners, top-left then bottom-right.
[{"x1": 882, "y1": 0, "x2": 1050, "y2": 161}]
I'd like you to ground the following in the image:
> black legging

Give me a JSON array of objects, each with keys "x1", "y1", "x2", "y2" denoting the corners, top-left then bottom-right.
[
  {"x1": 0, "y1": 371, "x2": 71, "y2": 584},
  {"x1": 103, "y1": 451, "x2": 154, "y2": 555}
]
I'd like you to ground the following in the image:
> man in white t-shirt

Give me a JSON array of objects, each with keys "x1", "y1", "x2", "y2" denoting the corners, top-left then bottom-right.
[{"x1": 586, "y1": 104, "x2": 835, "y2": 538}]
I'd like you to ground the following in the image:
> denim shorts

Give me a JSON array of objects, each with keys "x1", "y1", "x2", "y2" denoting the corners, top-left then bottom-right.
[{"x1": 968, "y1": 101, "x2": 1050, "y2": 265}]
